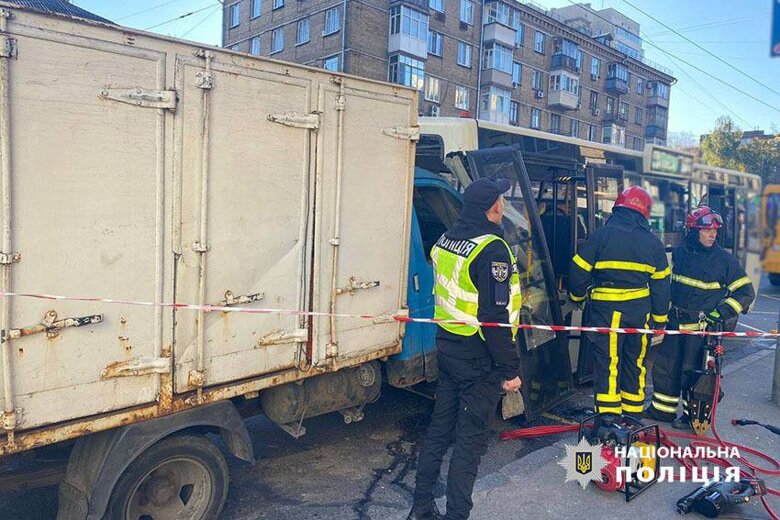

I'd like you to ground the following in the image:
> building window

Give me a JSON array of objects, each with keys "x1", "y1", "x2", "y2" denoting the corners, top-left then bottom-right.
[
  {"x1": 549, "y1": 72, "x2": 579, "y2": 95},
  {"x1": 390, "y1": 6, "x2": 428, "y2": 40},
  {"x1": 590, "y1": 56, "x2": 600, "y2": 79},
  {"x1": 324, "y1": 7, "x2": 340, "y2": 35},
  {"x1": 251, "y1": 0, "x2": 262, "y2": 18},
  {"x1": 510, "y1": 101, "x2": 519, "y2": 125},
  {"x1": 230, "y1": 43, "x2": 241, "y2": 51},
  {"x1": 607, "y1": 62, "x2": 629, "y2": 82},
  {"x1": 485, "y1": 1, "x2": 510, "y2": 25},
  {"x1": 425, "y1": 76, "x2": 440, "y2": 102},
  {"x1": 482, "y1": 43, "x2": 513, "y2": 74},
  {"x1": 512, "y1": 18, "x2": 524, "y2": 47},
  {"x1": 512, "y1": 61, "x2": 522, "y2": 86},
  {"x1": 273, "y1": 0, "x2": 284, "y2": 10},
  {"x1": 229, "y1": 2, "x2": 240, "y2": 27},
  {"x1": 271, "y1": 28, "x2": 284, "y2": 53},
  {"x1": 250, "y1": 36, "x2": 261, "y2": 55},
  {"x1": 480, "y1": 86, "x2": 512, "y2": 123},
  {"x1": 428, "y1": 30, "x2": 443, "y2": 56},
  {"x1": 457, "y1": 42, "x2": 472, "y2": 68},
  {"x1": 603, "y1": 125, "x2": 625, "y2": 146},
  {"x1": 429, "y1": 0, "x2": 444, "y2": 13},
  {"x1": 455, "y1": 85, "x2": 470, "y2": 110},
  {"x1": 296, "y1": 18, "x2": 310, "y2": 45},
  {"x1": 534, "y1": 31, "x2": 545, "y2": 54},
  {"x1": 636, "y1": 78, "x2": 644, "y2": 95},
  {"x1": 605, "y1": 96, "x2": 615, "y2": 116},
  {"x1": 460, "y1": 0, "x2": 474, "y2": 25},
  {"x1": 570, "y1": 119, "x2": 580, "y2": 138},
  {"x1": 589, "y1": 90, "x2": 599, "y2": 110},
  {"x1": 531, "y1": 108, "x2": 540, "y2": 129},
  {"x1": 550, "y1": 113, "x2": 561, "y2": 134},
  {"x1": 635, "y1": 107, "x2": 643, "y2": 125},
  {"x1": 532, "y1": 69, "x2": 542, "y2": 91},
  {"x1": 323, "y1": 55, "x2": 340, "y2": 71},
  {"x1": 588, "y1": 124, "x2": 598, "y2": 142},
  {"x1": 632, "y1": 136, "x2": 643, "y2": 151},
  {"x1": 619, "y1": 101, "x2": 628, "y2": 121},
  {"x1": 650, "y1": 82, "x2": 670, "y2": 99},
  {"x1": 388, "y1": 54, "x2": 425, "y2": 90}
]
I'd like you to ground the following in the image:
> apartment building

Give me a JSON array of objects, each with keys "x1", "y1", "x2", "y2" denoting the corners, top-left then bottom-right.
[{"x1": 223, "y1": 0, "x2": 675, "y2": 147}]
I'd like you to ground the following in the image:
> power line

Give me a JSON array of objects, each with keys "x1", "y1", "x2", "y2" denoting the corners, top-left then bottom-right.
[
  {"x1": 562, "y1": 0, "x2": 780, "y2": 116},
  {"x1": 644, "y1": 14, "x2": 764, "y2": 38},
  {"x1": 115, "y1": 0, "x2": 189, "y2": 21},
  {"x1": 144, "y1": 3, "x2": 221, "y2": 31},
  {"x1": 180, "y1": 5, "x2": 222, "y2": 39},
  {"x1": 619, "y1": 0, "x2": 780, "y2": 100}
]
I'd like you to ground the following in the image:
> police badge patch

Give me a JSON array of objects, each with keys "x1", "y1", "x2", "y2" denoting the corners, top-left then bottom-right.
[{"x1": 491, "y1": 261, "x2": 509, "y2": 282}]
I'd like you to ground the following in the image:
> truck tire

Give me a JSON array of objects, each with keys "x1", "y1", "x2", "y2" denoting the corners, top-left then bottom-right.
[
  {"x1": 770, "y1": 273, "x2": 780, "y2": 286},
  {"x1": 105, "y1": 435, "x2": 229, "y2": 520}
]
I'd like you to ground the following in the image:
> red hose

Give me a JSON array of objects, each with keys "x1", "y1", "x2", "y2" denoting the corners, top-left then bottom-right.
[{"x1": 500, "y1": 371, "x2": 780, "y2": 518}]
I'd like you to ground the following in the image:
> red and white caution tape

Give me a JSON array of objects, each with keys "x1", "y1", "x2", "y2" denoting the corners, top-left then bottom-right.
[{"x1": 0, "y1": 291, "x2": 777, "y2": 338}]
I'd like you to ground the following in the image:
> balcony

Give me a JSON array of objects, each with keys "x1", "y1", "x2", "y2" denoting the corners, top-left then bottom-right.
[
  {"x1": 390, "y1": 0, "x2": 428, "y2": 10},
  {"x1": 645, "y1": 124, "x2": 667, "y2": 140},
  {"x1": 551, "y1": 54, "x2": 579, "y2": 74},
  {"x1": 483, "y1": 22, "x2": 515, "y2": 47},
  {"x1": 480, "y1": 68, "x2": 513, "y2": 89},
  {"x1": 388, "y1": 34, "x2": 427, "y2": 60},
  {"x1": 547, "y1": 89, "x2": 578, "y2": 110},
  {"x1": 602, "y1": 111, "x2": 628, "y2": 124},
  {"x1": 605, "y1": 77, "x2": 629, "y2": 94},
  {"x1": 647, "y1": 94, "x2": 669, "y2": 108}
]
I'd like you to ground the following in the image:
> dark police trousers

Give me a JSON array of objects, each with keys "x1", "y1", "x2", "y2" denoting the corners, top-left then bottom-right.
[
  {"x1": 413, "y1": 349, "x2": 501, "y2": 520},
  {"x1": 586, "y1": 298, "x2": 650, "y2": 416}
]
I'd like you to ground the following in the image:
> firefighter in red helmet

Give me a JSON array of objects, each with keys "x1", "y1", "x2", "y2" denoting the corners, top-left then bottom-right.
[
  {"x1": 645, "y1": 206, "x2": 755, "y2": 428},
  {"x1": 569, "y1": 186, "x2": 671, "y2": 424}
]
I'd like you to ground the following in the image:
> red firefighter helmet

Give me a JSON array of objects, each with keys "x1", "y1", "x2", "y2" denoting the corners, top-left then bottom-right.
[
  {"x1": 614, "y1": 186, "x2": 653, "y2": 218},
  {"x1": 685, "y1": 206, "x2": 723, "y2": 229}
]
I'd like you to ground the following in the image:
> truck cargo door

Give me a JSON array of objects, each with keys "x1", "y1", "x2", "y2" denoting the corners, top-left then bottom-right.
[
  {"x1": 313, "y1": 81, "x2": 416, "y2": 365},
  {"x1": 174, "y1": 55, "x2": 314, "y2": 392},
  {"x1": 1, "y1": 27, "x2": 172, "y2": 428}
]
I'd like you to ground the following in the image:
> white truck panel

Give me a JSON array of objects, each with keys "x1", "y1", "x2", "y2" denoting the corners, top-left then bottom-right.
[{"x1": 0, "y1": 6, "x2": 416, "y2": 443}]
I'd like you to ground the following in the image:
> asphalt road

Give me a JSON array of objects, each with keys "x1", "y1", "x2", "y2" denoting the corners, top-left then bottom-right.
[{"x1": 0, "y1": 278, "x2": 776, "y2": 520}]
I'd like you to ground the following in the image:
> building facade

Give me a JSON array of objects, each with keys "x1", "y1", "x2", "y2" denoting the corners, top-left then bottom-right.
[{"x1": 223, "y1": 0, "x2": 675, "y2": 148}]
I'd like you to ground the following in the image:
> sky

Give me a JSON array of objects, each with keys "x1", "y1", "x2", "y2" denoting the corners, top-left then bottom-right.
[{"x1": 74, "y1": 0, "x2": 780, "y2": 137}]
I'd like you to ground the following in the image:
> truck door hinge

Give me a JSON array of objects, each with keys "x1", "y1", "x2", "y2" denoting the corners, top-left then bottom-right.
[
  {"x1": 0, "y1": 251, "x2": 20, "y2": 265},
  {"x1": 336, "y1": 276, "x2": 381, "y2": 296},
  {"x1": 100, "y1": 87, "x2": 177, "y2": 111},
  {"x1": 383, "y1": 126, "x2": 420, "y2": 141},
  {"x1": 100, "y1": 356, "x2": 171, "y2": 380},
  {"x1": 267, "y1": 112, "x2": 320, "y2": 130},
  {"x1": 4, "y1": 310, "x2": 104, "y2": 341},
  {"x1": 214, "y1": 290, "x2": 265, "y2": 308},
  {"x1": 195, "y1": 71, "x2": 214, "y2": 90},
  {"x1": 0, "y1": 35, "x2": 17, "y2": 59}
]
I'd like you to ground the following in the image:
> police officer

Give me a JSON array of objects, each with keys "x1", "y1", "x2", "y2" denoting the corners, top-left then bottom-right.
[
  {"x1": 569, "y1": 186, "x2": 671, "y2": 423},
  {"x1": 409, "y1": 177, "x2": 522, "y2": 520},
  {"x1": 646, "y1": 206, "x2": 755, "y2": 428}
]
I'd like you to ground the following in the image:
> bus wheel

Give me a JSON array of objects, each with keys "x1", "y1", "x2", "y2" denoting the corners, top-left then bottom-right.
[
  {"x1": 770, "y1": 274, "x2": 780, "y2": 286},
  {"x1": 106, "y1": 435, "x2": 229, "y2": 520}
]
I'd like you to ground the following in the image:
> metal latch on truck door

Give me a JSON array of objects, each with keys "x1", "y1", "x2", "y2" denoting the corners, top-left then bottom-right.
[
  {"x1": 99, "y1": 87, "x2": 177, "y2": 110},
  {"x1": 214, "y1": 290, "x2": 265, "y2": 308},
  {"x1": 382, "y1": 126, "x2": 420, "y2": 141},
  {"x1": 336, "y1": 276, "x2": 380, "y2": 296},
  {"x1": 267, "y1": 112, "x2": 320, "y2": 130},
  {"x1": 4, "y1": 310, "x2": 104, "y2": 341}
]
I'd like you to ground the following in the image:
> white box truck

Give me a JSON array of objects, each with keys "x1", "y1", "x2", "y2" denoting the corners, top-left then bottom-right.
[{"x1": 0, "y1": 4, "x2": 418, "y2": 518}]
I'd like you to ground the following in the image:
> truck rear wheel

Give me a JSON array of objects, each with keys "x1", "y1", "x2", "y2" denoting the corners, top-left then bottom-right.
[{"x1": 106, "y1": 434, "x2": 229, "y2": 520}]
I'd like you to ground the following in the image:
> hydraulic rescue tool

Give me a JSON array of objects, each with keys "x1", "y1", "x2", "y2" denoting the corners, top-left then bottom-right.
[
  {"x1": 683, "y1": 315, "x2": 724, "y2": 435},
  {"x1": 676, "y1": 477, "x2": 768, "y2": 518}
]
